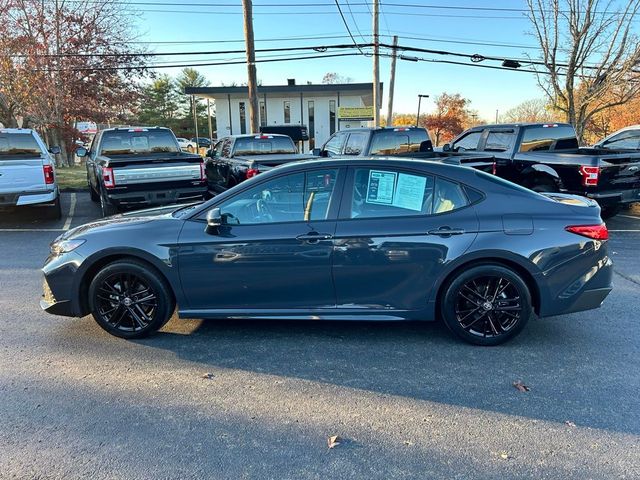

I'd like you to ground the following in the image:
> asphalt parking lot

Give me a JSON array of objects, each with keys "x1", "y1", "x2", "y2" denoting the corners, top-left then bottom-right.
[{"x1": 1, "y1": 193, "x2": 639, "y2": 479}]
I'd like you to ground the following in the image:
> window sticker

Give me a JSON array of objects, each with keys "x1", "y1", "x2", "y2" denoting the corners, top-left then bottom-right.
[
  {"x1": 366, "y1": 170, "x2": 397, "y2": 205},
  {"x1": 392, "y1": 173, "x2": 427, "y2": 211}
]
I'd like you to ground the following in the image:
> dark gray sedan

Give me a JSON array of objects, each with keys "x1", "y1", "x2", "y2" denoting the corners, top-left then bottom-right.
[{"x1": 41, "y1": 158, "x2": 613, "y2": 345}]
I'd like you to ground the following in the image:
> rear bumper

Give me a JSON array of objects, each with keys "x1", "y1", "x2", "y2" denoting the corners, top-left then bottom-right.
[
  {"x1": 106, "y1": 184, "x2": 206, "y2": 208},
  {"x1": 586, "y1": 187, "x2": 640, "y2": 206},
  {"x1": 0, "y1": 189, "x2": 56, "y2": 206}
]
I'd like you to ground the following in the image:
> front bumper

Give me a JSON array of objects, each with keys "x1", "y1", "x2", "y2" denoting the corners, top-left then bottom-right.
[
  {"x1": 41, "y1": 251, "x2": 85, "y2": 318},
  {"x1": 41, "y1": 277, "x2": 76, "y2": 317}
]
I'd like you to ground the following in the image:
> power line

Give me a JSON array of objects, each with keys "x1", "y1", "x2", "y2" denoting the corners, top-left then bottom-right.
[
  {"x1": 344, "y1": 0, "x2": 367, "y2": 43},
  {"x1": 334, "y1": 0, "x2": 364, "y2": 53}
]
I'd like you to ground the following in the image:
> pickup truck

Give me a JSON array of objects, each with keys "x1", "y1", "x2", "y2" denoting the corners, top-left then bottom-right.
[
  {"x1": 312, "y1": 126, "x2": 496, "y2": 173},
  {"x1": 0, "y1": 128, "x2": 62, "y2": 219},
  {"x1": 442, "y1": 123, "x2": 640, "y2": 217},
  {"x1": 77, "y1": 127, "x2": 207, "y2": 217},
  {"x1": 204, "y1": 133, "x2": 317, "y2": 193}
]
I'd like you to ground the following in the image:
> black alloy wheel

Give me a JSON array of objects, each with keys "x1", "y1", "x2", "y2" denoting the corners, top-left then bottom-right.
[
  {"x1": 441, "y1": 265, "x2": 532, "y2": 345},
  {"x1": 89, "y1": 260, "x2": 174, "y2": 338}
]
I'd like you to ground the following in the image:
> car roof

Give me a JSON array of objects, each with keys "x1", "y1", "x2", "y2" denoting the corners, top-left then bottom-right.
[
  {"x1": 101, "y1": 126, "x2": 171, "y2": 132},
  {"x1": 465, "y1": 122, "x2": 573, "y2": 130},
  {"x1": 0, "y1": 128, "x2": 36, "y2": 134},
  {"x1": 225, "y1": 134, "x2": 292, "y2": 139},
  {"x1": 331, "y1": 126, "x2": 426, "y2": 133}
]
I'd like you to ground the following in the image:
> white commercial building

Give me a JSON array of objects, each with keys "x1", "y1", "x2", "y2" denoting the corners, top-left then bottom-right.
[{"x1": 186, "y1": 81, "x2": 382, "y2": 151}]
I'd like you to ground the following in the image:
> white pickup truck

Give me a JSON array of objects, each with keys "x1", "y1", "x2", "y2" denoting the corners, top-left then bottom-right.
[{"x1": 0, "y1": 128, "x2": 62, "y2": 219}]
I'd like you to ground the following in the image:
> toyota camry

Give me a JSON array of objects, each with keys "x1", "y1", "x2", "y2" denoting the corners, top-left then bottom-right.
[{"x1": 41, "y1": 158, "x2": 613, "y2": 345}]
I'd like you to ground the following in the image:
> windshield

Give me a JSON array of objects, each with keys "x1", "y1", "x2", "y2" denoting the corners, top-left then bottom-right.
[
  {"x1": 100, "y1": 129, "x2": 180, "y2": 155},
  {"x1": 233, "y1": 136, "x2": 297, "y2": 155},
  {"x1": 0, "y1": 132, "x2": 43, "y2": 158}
]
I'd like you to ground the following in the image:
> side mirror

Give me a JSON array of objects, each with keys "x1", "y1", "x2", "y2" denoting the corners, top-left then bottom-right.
[
  {"x1": 49, "y1": 146, "x2": 61, "y2": 155},
  {"x1": 206, "y1": 207, "x2": 223, "y2": 233},
  {"x1": 419, "y1": 140, "x2": 434, "y2": 152},
  {"x1": 442, "y1": 143, "x2": 451, "y2": 152},
  {"x1": 207, "y1": 148, "x2": 216, "y2": 158},
  {"x1": 311, "y1": 148, "x2": 321, "y2": 156},
  {"x1": 75, "y1": 147, "x2": 87, "y2": 157},
  {"x1": 320, "y1": 149, "x2": 329, "y2": 158}
]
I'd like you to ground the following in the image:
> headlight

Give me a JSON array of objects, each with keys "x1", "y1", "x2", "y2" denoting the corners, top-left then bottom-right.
[{"x1": 50, "y1": 239, "x2": 86, "y2": 255}]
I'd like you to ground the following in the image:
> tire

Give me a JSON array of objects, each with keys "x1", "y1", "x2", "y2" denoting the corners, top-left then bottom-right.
[
  {"x1": 47, "y1": 195, "x2": 62, "y2": 220},
  {"x1": 100, "y1": 190, "x2": 118, "y2": 217},
  {"x1": 600, "y1": 205, "x2": 621, "y2": 220},
  {"x1": 88, "y1": 259, "x2": 175, "y2": 339},
  {"x1": 440, "y1": 265, "x2": 532, "y2": 346},
  {"x1": 529, "y1": 179, "x2": 557, "y2": 193},
  {"x1": 89, "y1": 184, "x2": 99, "y2": 202}
]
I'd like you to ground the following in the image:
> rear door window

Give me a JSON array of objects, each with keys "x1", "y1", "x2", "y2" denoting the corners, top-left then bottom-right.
[
  {"x1": 344, "y1": 133, "x2": 368, "y2": 155},
  {"x1": 453, "y1": 131, "x2": 482, "y2": 152},
  {"x1": 484, "y1": 131, "x2": 515, "y2": 152}
]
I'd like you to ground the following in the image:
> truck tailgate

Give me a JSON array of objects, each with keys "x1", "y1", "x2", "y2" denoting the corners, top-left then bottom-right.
[
  {"x1": 113, "y1": 163, "x2": 202, "y2": 185},
  {"x1": 599, "y1": 154, "x2": 640, "y2": 189},
  {"x1": 0, "y1": 158, "x2": 45, "y2": 194}
]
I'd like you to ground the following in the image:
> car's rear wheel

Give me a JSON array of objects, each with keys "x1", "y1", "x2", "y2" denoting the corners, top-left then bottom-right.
[
  {"x1": 441, "y1": 265, "x2": 532, "y2": 346},
  {"x1": 89, "y1": 181, "x2": 99, "y2": 202},
  {"x1": 47, "y1": 195, "x2": 62, "y2": 220},
  {"x1": 89, "y1": 260, "x2": 175, "y2": 339},
  {"x1": 100, "y1": 190, "x2": 118, "y2": 217}
]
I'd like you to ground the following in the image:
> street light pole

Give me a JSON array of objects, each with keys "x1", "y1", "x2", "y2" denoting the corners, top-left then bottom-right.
[{"x1": 416, "y1": 94, "x2": 429, "y2": 128}]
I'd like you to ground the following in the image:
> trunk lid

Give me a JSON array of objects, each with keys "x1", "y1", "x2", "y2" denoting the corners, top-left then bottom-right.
[
  {"x1": 598, "y1": 153, "x2": 640, "y2": 189},
  {"x1": 235, "y1": 153, "x2": 317, "y2": 168}
]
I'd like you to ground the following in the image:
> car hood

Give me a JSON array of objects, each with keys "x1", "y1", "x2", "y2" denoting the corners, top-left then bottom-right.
[{"x1": 58, "y1": 203, "x2": 194, "y2": 241}]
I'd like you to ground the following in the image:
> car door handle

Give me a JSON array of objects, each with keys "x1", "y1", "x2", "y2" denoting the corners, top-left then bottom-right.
[
  {"x1": 296, "y1": 233, "x2": 333, "y2": 242},
  {"x1": 428, "y1": 227, "x2": 466, "y2": 236}
]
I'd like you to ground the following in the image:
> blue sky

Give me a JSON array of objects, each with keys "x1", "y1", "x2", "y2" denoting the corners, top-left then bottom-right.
[{"x1": 136, "y1": 1, "x2": 549, "y2": 120}]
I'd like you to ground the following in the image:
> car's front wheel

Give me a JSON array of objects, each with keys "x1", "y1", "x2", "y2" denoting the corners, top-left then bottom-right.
[
  {"x1": 440, "y1": 265, "x2": 532, "y2": 346},
  {"x1": 88, "y1": 260, "x2": 175, "y2": 339}
]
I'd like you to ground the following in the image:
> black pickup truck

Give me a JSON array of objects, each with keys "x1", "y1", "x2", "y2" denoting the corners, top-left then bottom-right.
[
  {"x1": 78, "y1": 127, "x2": 207, "y2": 217},
  {"x1": 204, "y1": 134, "x2": 317, "y2": 193},
  {"x1": 442, "y1": 123, "x2": 640, "y2": 217},
  {"x1": 313, "y1": 126, "x2": 496, "y2": 173}
]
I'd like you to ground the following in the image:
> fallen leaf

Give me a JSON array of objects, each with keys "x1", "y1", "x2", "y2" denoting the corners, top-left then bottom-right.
[
  {"x1": 499, "y1": 451, "x2": 512, "y2": 460},
  {"x1": 512, "y1": 380, "x2": 530, "y2": 392},
  {"x1": 564, "y1": 420, "x2": 576, "y2": 427},
  {"x1": 201, "y1": 373, "x2": 214, "y2": 379},
  {"x1": 327, "y1": 435, "x2": 341, "y2": 449},
  {"x1": 404, "y1": 440, "x2": 414, "y2": 446}
]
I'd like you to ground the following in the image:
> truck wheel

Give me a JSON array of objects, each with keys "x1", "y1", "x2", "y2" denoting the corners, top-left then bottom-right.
[
  {"x1": 600, "y1": 205, "x2": 621, "y2": 219},
  {"x1": 529, "y1": 179, "x2": 557, "y2": 193},
  {"x1": 440, "y1": 264, "x2": 532, "y2": 346},
  {"x1": 100, "y1": 190, "x2": 118, "y2": 217},
  {"x1": 89, "y1": 185, "x2": 99, "y2": 202},
  {"x1": 88, "y1": 259, "x2": 175, "y2": 339},
  {"x1": 48, "y1": 195, "x2": 63, "y2": 220}
]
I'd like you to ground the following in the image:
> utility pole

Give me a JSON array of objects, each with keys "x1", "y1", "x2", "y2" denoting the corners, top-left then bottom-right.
[
  {"x1": 207, "y1": 98, "x2": 213, "y2": 141},
  {"x1": 495, "y1": 109, "x2": 499, "y2": 123},
  {"x1": 192, "y1": 95, "x2": 199, "y2": 147},
  {"x1": 416, "y1": 94, "x2": 429, "y2": 128},
  {"x1": 372, "y1": 0, "x2": 380, "y2": 127},
  {"x1": 242, "y1": 0, "x2": 259, "y2": 133},
  {"x1": 386, "y1": 35, "x2": 398, "y2": 127}
]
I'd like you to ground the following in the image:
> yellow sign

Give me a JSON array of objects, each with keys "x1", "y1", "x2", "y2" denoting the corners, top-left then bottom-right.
[{"x1": 337, "y1": 106, "x2": 374, "y2": 121}]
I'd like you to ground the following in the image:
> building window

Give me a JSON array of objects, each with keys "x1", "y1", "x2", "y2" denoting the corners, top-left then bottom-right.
[
  {"x1": 284, "y1": 101, "x2": 290, "y2": 124},
  {"x1": 329, "y1": 100, "x2": 336, "y2": 135},
  {"x1": 259, "y1": 101, "x2": 266, "y2": 127},
  {"x1": 308, "y1": 100, "x2": 315, "y2": 149},
  {"x1": 239, "y1": 102, "x2": 246, "y2": 134}
]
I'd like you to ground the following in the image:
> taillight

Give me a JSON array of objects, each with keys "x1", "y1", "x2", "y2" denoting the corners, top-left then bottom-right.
[
  {"x1": 492, "y1": 161, "x2": 497, "y2": 176},
  {"x1": 246, "y1": 168, "x2": 259, "y2": 179},
  {"x1": 579, "y1": 166, "x2": 599, "y2": 186},
  {"x1": 43, "y1": 165, "x2": 55, "y2": 184},
  {"x1": 200, "y1": 162, "x2": 206, "y2": 181},
  {"x1": 565, "y1": 223, "x2": 609, "y2": 240},
  {"x1": 103, "y1": 167, "x2": 115, "y2": 189}
]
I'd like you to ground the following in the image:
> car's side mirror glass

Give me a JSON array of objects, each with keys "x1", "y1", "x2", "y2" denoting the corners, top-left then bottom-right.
[
  {"x1": 205, "y1": 207, "x2": 223, "y2": 233},
  {"x1": 49, "y1": 146, "x2": 61, "y2": 155},
  {"x1": 75, "y1": 147, "x2": 87, "y2": 157},
  {"x1": 442, "y1": 143, "x2": 451, "y2": 152},
  {"x1": 311, "y1": 148, "x2": 321, "y2": 156}
]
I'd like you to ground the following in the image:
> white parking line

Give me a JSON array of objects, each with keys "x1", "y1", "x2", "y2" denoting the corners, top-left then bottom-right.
[
  {"x1": 63, "y1": 193, "x2": 76, "y2": 231},
  {"x1": 617, "y1": 214, "x2": 640, "y2": 220},
  {"x1": 609, "y1": 229, "x2": 640, "y2": 232}
]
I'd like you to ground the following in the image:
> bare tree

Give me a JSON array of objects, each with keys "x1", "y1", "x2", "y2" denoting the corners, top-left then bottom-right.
[
  {"x1": 526, "y1": 0, "x2": 640, "y2": 141},
  {"x1": 501, "y1": 98, "x2": 558, "y2": 123}
]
